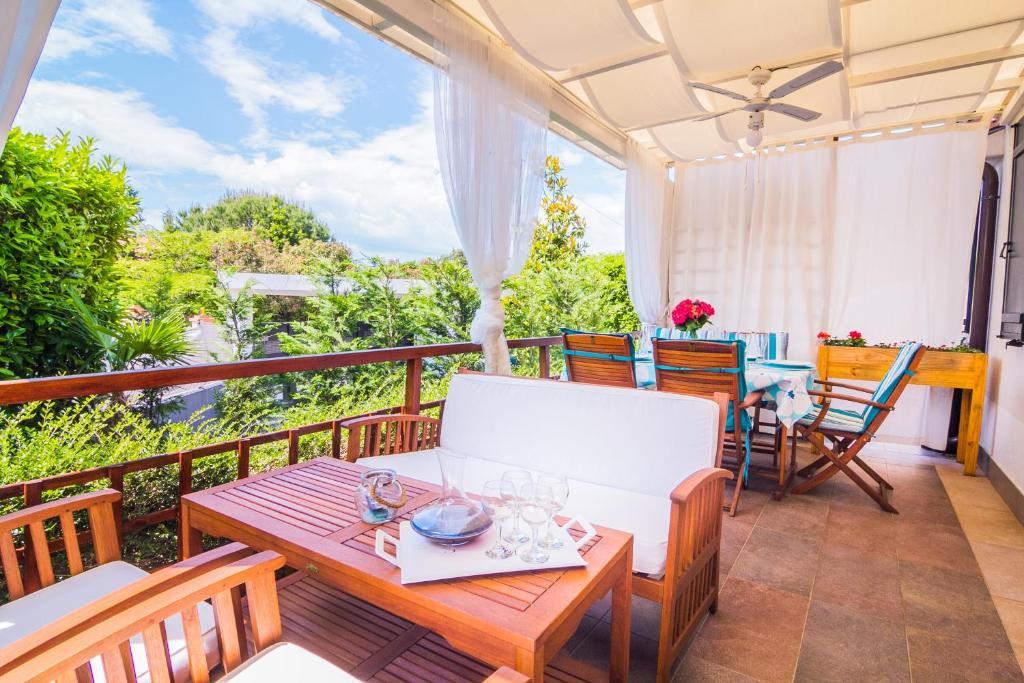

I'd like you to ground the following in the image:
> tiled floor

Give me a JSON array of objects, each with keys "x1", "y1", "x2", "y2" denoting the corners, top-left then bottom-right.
[{"x1": 564, "y1": 443, "x2": 1024, "y2": 682}]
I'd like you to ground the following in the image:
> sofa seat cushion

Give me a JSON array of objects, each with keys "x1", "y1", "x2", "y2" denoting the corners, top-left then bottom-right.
[
  {"x1": 221, "y1": 642, "x2": 358, "y2": 681},
  {"x1": 360, "y1": 450, "x2": 672, "y2": 576},
  {"x1": 0, "y1": 560, "x2": 219, "y2": 683}
]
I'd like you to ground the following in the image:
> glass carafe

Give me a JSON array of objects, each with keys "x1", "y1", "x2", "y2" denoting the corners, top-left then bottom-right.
[{"x1": 411, "y1": 451, "x2": 491, "y2": 545}]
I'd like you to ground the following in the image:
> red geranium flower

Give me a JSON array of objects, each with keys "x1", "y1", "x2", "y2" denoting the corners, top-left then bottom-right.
[
  {"x1": 849, "y1": 330, "x2": 862, "y2": 340},
  {"x1": 816, "y1": 331, "x2": 831, "y2": 340}
]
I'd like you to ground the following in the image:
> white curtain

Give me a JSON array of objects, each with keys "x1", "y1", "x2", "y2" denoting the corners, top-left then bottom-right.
[
  {"x1": 625, "y1": 139, "x2": 671, "y2": 348},
  {"x1": 667, "y1": 126, "x2": 988, "y2": 445},
  {"x1": 432, "y1": 7, "x2": 550, "y2": 375},
  {"x1": 0, "y1": 0, "x2": 59, "y2": 155},
  {"x1": 829, "y1": 126, "x2": 988, "y2": 447},
  {"x1": 669, "y1": 146, "x2": 833, "y2": 359}
]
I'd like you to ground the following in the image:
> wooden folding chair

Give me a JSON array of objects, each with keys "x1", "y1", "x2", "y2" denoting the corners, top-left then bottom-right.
[
  {"x1": 560, "y1": 329, "x2": 638, "y2": 388},
  {"x1": 791, "y1": 342, "x2": 926, "y2": 512},
  {"x1": 652, "y1": 338, "x2": 760, "y2": 516}
]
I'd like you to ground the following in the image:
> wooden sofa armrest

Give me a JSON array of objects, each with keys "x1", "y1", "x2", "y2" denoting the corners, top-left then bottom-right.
[
  {"x1": 0, "y1": 542, "x2": 255, "y2": 671},
  {"x1": 483, "y1": 667, "x2": 531, "y2": 682},
  {"x1": 813, "y1": 379, "x2": 874, "y2": 394},
  {"x1": 807, "y1": 390, "x2": 891, "y2": 410},
  {"x1": 0, "y1": 488, "x2": 123, "y2": 600},
  {"x1": 340, "y1": 414, "x2": 441, "y2": 461},
  {"x1": 1, "y1": 548, "x2": 285, "y2": 683},
  {"x1": 670, "y1": 467, "x2": 734, "y2": 505}
]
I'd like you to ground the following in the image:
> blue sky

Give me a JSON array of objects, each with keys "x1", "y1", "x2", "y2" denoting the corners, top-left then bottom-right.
[{"x1": 14, "y1": 0, "x2": 626, "y2": 260}]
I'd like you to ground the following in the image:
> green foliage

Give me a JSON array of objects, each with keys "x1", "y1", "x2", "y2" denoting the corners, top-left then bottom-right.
[
  {"x1": 164, "y1": 191, "x2": 330, "y2": 248},
  {"x1": 529, "y1": 156, "x2": 588, "y2": 268},
  {"x1": 0, "y1": 129, "x2": 139, "y2": 379}
]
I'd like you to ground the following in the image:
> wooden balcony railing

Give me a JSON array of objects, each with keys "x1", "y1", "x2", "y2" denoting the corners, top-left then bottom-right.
[{"x1": 0, "y1": 337, "x2": 561, "y2": 585}]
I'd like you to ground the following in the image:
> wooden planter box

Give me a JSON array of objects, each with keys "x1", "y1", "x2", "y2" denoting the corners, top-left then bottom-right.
[{"x1": 815, "y1": 345, "x2": 988, "y2": 475}]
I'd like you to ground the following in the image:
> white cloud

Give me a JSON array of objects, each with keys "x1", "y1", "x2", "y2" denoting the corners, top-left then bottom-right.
[
  {"x1": 43, "y1": 0, "x2": 172, "y2": 61},
  {"x1": 191, "y1": 0, "x2": 355, "y2": 142},
  {"x1": 15, "y1": 80, "x2": 456, "y2": 260}
]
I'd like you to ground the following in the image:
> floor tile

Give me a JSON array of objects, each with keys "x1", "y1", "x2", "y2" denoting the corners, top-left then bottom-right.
[
  {"x1": 720, "y1": 518, "x2": 754, "y2": 577},
  {"x1": 895, "y1": 520, "x2": 980, "y2": 575},
  {"x1": 956, "y1": 505, "x2": 1024, "y2": 549},
  {"x1": 572, "y1": 619, "x2": 661, "y2": 683},
  {"x1": 688, "y1": 578, "x2": 808, "y2": 683},
  {"x1": 602, "y1": 595, "x2": 662, "y2": 642},
  {"x1": 794, "y1": 601, "x2": 910, "y2": 682},
  {"x1": 729, "y1": 526, "x2": 821, "y2": 597},
  {"x1": 994, "y1": 597, "x2": 1024, "y2": 674},
  {"x1": 673, "y1": 655, "x2": 760, "y2": 682},
  {"x1": 971, "y1": 542, "x2": 1024, "y2": 603},
  {"x1": 906, "y1": 628, "x2": 1024, "y2": 682},
  {"x1": 756, "y1": 494, "x2": 829, "y2": 540},
  {"x1": 823, "y1": 501, "x2": 898, "y2": 558},
  {"x1": 813, "y1": 539, "x2": 904, "y2": 623},
  {"x1": 900, "y1": 559, "x2": 1014, "y2": 653},
  {"x1": 561, "y1": 614, "x2": 599, "y2": 653}
]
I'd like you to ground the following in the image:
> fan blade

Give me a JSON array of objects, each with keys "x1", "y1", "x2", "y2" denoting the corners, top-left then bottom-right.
[
  {"x1": 690, "y1": 82, "x2": 748, "y2": 102},
  {"x1": 767, "y1": 102, "x2": 822, "y2": 122},
  {"x1": 767, "y1": 61, "x2": 843, "y2": 99},
  {"x1": 696, "y1": 108, "x2": 743, "y2": 121}
]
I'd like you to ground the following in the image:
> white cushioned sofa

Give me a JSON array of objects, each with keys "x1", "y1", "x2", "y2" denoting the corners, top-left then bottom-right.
[{"x1": 355, "y1": 371, "x2": 731, "y2": 682}]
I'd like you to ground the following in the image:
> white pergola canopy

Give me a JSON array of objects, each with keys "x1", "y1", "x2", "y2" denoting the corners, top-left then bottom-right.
[{"x1": 319, "y1": 0, "x2": 1024, "y2": 165}]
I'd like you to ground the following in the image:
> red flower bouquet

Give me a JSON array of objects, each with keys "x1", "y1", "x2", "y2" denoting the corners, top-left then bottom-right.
[{"x1": 671, "y1": 298, "x2": 715, "y2": 334}]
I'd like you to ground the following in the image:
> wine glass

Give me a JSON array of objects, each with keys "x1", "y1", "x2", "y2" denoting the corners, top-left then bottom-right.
[
  {"x1": 518, "y1": 492, "x2": 550, "y2": 564},
  {"x1": 535, "y1": 474, "x2": 569, "y2": 549},
  {"x1": 500, "y1": 470, "x2": 532, "y2": 544},
  {"x1": 480, "y1": 480, "x2": 513, "y2": 560}
]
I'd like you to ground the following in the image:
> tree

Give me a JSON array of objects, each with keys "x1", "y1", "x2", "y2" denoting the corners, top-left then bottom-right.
[
  {"x1": 529, "y1": 156, "x2": 588, "y2": 268},
  {"x1": 164, "y1": 192, "x2": 330, "y2": 248},
  {"x1": 0, "y1": 129, "x2": 139, "y2": 379}
]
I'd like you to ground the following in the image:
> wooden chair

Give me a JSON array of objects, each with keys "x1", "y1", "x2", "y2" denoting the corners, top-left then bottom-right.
[
  {"x1": 652, "y1": 338, "x2": 761, "y2": 516},
  {"x1": 0, "y1": 545, "x2": 530, "y2": 683},
  {"x1": 561, "y1": 329, "x2": 638, "y2": 388},
  {"x1": 792, "y1": 342, "x2": 926, "y2": 512},
  {"x1": 0, "y1": 489, "x2": 226, "y2": 682},
  {"x1": 340, "y1": 414, "x2": 441, "y2": 461}
]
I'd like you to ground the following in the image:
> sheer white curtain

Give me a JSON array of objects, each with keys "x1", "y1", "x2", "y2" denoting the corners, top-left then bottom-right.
[
  {"x1": 829, "y1": 125, "x2": 988, "y2": 447},
  {"x1": 669, "y1": 146, "x2": 833, "y2": 358},
  {"x1": 433, "y1": 7, "x2": 550, "y2": 375},
  {"x1": 0, "y1": 0, "x2": 59, "y2": 155},
  {"x1": 625, "y1": 139, "x2": 671, "y2": 347}
]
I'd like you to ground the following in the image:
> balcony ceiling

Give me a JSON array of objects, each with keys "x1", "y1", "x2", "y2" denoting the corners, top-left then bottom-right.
[{"x1": 319, "y1": 0, "x2": 1024, "y2": 164}]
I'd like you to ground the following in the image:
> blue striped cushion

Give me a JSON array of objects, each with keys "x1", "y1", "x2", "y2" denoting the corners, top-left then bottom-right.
[
  {"x1": 653, "y1": 327, "x2": 687, "y2": 340},
  {"x1": 863, "y1": 342, "x2": 921, "y2": 425},
  {"x1": 799, "y1": 405, "x2": 865, "y2": 433}
]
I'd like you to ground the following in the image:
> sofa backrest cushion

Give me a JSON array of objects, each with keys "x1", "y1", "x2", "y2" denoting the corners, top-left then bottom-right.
[{"x1": 440, "y1": 373, "x2": 719, "y2": 498}]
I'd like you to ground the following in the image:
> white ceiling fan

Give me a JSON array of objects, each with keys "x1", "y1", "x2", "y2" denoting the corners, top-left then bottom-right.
[{"x1": 690, "y1": 61, "x2": 845, "y2": 147}]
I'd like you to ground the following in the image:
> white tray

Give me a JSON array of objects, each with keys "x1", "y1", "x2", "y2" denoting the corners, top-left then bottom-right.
[{"x1": 374, "y1": 517, "x2": 595, "y2": 585}]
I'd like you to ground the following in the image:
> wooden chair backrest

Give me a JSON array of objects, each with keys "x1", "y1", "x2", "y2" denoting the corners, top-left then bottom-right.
[
  {"x1": 0, "y1": 489, "x2": 121, "y2": 601},
  {"x1": 1, "y1": 548, "x2": 286, "y2": 683},
  {"x1": 652, "y1": 339, "x2": 744, "y2": 402},
  {"x1": 341, "y1": 414, "x2": 441, "y2": 461},
  {"x1": 561, "y1": 332, "x2": 636, "y2": 388}
]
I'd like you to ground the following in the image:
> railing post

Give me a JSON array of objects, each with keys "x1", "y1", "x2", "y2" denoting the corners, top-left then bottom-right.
[
  {"x1": 21, "y1": 482, "x2": 42, "y2": 593},
  {"x1": 109, "y1": 464, "x2": 126, "y2": 547},
  {"x1": 538, "y1": 345, "x2": 550, "y2": 379},
  {"x1": 177, "y1": 452, "x2": 196, "y2": 561},
  {"x1": 237, "y1": 439, "x2": 250, "y2": 479},
  {"x1": 287, "y1": 430, "x2": 299, "y2": 466},
  {"x1": 331, "y1": 421, "x2": 342, "y2": 459},
  {"x1": 404, "y1": 357, "x2": 422, "y2": 415}
]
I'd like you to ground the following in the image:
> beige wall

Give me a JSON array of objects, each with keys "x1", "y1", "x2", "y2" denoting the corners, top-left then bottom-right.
[{"x1": 982, "y1": 126, "x2": 1024, "y2": 492}]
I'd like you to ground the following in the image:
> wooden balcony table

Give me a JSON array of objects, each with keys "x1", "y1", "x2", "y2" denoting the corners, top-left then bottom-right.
[{"x1": 181, "y1": 457, "x2": 634, "y2": 682}]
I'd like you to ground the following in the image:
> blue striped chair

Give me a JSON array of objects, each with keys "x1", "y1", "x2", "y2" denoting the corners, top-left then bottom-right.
[
  {"x1": 791, "y1": 342, "x2": 926, "y2": 512},
  {"x1": 652, "y1": 338, "x2": 760, "y2": 516},
  {"x1": 653, "y1": 328, "x2": 789, "y2": 360}
]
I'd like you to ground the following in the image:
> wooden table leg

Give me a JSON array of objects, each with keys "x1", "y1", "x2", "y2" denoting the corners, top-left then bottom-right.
[
  {"x1": 609, "y1": 550, "x2": 632, "y2": 683},
  {"x1": 772, "y1": 424, "x2": 790, "y2": 500},
  {"x1": 515, "y1": 645, "x2": 545, "y2": 683},
  {"x1": 961, "y1": 386, "x2": 985, "y2": 476},
  {"x1": 179, "y1": 501, "x2": 203, "y2": 560}
]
